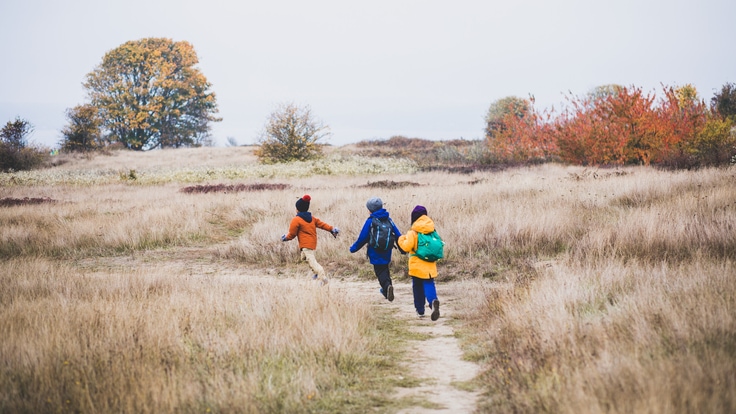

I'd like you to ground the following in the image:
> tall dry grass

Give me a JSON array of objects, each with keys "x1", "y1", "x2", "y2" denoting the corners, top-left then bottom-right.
[
  {"x1": 0, "y1": 257, "x2": 404, "y2": 413},
  {"x1": 1, "y1": 146, "x2": 735, "y2": 412},
  {"x1": 450, "y1": 166, "x2": 736, "y2": 413},
  {"x1": 461, "y1": 258, "x2": 735, "y2": 413}
]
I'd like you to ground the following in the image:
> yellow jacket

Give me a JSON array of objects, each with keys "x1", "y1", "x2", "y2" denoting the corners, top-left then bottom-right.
[{"x1": 398, "y1": 215, "x2": 438, "y2": 279}]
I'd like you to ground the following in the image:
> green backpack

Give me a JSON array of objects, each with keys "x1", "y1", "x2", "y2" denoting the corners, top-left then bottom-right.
[{"x1": 413, "y1": 230, "x2": 444, "y2": 262}]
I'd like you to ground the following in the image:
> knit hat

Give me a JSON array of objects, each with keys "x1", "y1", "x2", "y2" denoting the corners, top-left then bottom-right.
[
  {"x1": 411, "y1": 205, "x2": 427, "y2": 224},
  {"x1": 366, "y1": 197, "x2": 383, "y2": 213},
  {"x1": 296, "y1": 194, "x2": 311, "y2": 212}
]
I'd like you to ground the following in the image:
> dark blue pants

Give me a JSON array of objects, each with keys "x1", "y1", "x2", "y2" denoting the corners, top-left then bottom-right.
[
  {"x1": 374, "y1": 264, "x2": 392, "y2": 297},
  {"x1": 411, "y1": 276, "x2": 438, "y2": 315}
]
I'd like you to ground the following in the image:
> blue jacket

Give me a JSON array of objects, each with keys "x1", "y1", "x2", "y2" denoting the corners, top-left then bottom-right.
[{"x1": 349, "y1": 208, "x2": 402, "y2": 265}]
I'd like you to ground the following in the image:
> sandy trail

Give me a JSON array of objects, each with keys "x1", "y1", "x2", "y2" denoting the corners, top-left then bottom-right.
[{"x1": 335, "y1": 279, "x2": 481, "y2": 414}]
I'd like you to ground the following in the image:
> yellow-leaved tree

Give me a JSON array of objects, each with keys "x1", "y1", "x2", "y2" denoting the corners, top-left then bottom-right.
[{"x1": 83, "y1": 38, "x2": 220, "y2": 150}]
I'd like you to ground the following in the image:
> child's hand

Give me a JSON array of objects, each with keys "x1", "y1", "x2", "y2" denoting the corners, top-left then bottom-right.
[
  {"x1": 396, "y1": 242, "x2": 407, "y2": 255},
  {"x1": 281, "y1": 234, "x2": 287, "y2": 242},
  {"x1": 331, "y1": 227, "x2": 340, "y2": 238}
]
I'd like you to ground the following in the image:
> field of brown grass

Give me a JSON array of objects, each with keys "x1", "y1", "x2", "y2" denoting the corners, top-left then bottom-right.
[{"x1": 1, "y1": 145, "x2": 734, "y2": 413}]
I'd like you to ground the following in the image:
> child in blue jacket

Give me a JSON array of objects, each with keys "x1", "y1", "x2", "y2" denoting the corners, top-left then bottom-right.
[{"x1": 349, "y1": 197, "x2": 403, "y2": 301}]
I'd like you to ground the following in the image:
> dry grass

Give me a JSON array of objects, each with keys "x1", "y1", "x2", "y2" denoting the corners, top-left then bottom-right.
[
  {"x1": 349, "y1": 136, "x2": 492, "y2": 168},
  {"x1": 1, "y1": 146, "x2": 735, "y2": 412},
  {"x1": 451, "y1": 166, "x2": 736, "y2": 413},
  {"x1": 0, "y1": 258, "x2": 403, "y2": 413},
  {"x1": 460, "y1": 258, "x2": 735, "y2": 413},
  {"x1": 1, "y1": 147, "x2": 416, "y2": 186},
  {"x1": 49, "y1": 146, "x2": 261, "y2": 171}
]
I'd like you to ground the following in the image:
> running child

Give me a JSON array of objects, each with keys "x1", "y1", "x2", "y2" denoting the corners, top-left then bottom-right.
[
  {"x1": 281, "y1": 194, "x2": 339, "y2": 285},
  {"x1": 349, "y1": 197, "x2": 403, "y2": 301},
  {"x1": 397, "y1": 205, "x2": 442, "y2": 320}
]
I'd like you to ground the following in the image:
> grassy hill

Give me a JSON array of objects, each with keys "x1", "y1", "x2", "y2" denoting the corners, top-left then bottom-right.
[{"x1": 1, "y1": 144, "x2": 735, "y2": 413}]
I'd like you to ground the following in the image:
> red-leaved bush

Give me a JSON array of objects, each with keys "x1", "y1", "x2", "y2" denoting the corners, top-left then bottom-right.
[{"x1": 486, "y1": 84, "x2": 735, "y2": 168}]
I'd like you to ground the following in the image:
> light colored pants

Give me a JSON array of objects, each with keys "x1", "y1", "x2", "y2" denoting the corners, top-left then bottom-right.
[{"x1": 300, "y1": 248, "x2": 326, "y2": 281}]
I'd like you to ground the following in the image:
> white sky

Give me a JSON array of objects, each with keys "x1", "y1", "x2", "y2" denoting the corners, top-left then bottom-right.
[{"x1": 1, "y1": 0, "x2": 734, "y2": 148}]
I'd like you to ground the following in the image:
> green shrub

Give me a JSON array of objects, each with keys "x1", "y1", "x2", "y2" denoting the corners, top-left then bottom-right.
[
  {"x1": 687, "y1": 117, "x2": 736, "y2": 167},
  {"x1": 0, "y1": 118, "x2": 48, "y2": 172}
]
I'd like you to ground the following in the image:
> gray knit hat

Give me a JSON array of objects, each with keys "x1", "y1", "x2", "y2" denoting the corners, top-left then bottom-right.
[{"x1": 366, "y1": 197, "x2": 383, "y2": 213}]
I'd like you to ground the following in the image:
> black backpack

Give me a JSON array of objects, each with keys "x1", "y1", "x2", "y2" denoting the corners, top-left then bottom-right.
[{"x1": 369, "y1": 217, "x2": 395, "y2": 251}]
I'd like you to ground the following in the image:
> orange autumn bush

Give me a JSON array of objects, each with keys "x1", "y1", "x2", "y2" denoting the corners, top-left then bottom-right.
[{"x1": 486, "y1": 84, "x2": 736, "y2": 168}]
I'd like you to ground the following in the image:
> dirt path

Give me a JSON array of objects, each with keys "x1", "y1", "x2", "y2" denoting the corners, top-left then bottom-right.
[{"x1": 335, "y1": 279, "x2": 481, "y2": 413}]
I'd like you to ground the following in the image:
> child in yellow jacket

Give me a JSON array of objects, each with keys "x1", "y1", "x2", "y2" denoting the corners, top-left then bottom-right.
[
  {"x1": 397, "y1": 205, "x2": 441, "y2": 320},
  {"x1": 281, "y1": 195, "x2": 339, "y2": 285}
]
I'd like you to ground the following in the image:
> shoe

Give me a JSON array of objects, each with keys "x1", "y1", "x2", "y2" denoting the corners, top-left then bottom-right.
[
  {"x1": 386, "y1": 285, "x2": 394, "y2": 302},
  {"x1": 416, "y1": 311, "x2": 425, "y2": 318},
  {"x1": 430, "y1": 299, "x2": 440, "y2": 321}
]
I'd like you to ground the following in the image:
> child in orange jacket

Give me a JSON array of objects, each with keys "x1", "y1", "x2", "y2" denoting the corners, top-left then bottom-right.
[
  {"x1": 397, "y1": 205, "x2": 441, "y2": 320},
  {"x1": 281, "y1": 195, "x2": 339, "y2": 285}
]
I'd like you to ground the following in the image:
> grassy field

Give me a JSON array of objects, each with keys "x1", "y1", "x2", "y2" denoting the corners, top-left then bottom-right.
[{"x1": 1, "y1": 145, "x2": 734, "y2": 413}]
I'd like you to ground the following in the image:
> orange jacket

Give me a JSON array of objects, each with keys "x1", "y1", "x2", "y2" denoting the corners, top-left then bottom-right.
[
  {"x1": 397, "y1": 215, "x2": 438, "y2": 279},
  {"x1": 285, "y1": 213, "x2": 334, "y2": 250}
]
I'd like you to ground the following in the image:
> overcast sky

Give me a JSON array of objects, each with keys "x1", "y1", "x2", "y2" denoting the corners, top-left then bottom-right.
[{"x1": 1, "y1": 0, "x2": 734, "y2": 148}]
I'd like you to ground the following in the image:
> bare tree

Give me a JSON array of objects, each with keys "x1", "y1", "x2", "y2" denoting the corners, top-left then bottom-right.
[{"x1": 255, "y1": 103, "x2": 330, "y2": 163}]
